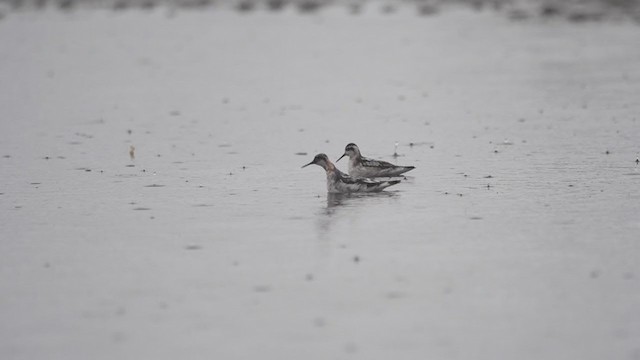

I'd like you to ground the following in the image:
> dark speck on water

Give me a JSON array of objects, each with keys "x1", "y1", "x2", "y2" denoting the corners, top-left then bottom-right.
[
  {"x1": 295, "y1": 152, "x2": 308, "y2": 156},
  {"x1": 386, "y1": 291, "x2": 406, "y2": 299},
  {"x1": 144, "y1": 184, "x2": 165, "y2": 187},
  {"x1": 75, "y1": 132, "x2": 93, "y2": 139},
  {"x1": 133, "y1": 207, "x2": 151, "y2": 211},
  {"x1": 185, "y1": 245, "x2": 202, "y2": 250}
]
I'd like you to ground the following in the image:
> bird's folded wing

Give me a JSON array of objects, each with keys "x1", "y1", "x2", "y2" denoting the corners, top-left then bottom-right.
[
  {"x1": 361, "y1": 157, "x2": 394, "y2": 168},
  {"x1": 339, "y1": 173, "x2": 379, "y2": 185}
]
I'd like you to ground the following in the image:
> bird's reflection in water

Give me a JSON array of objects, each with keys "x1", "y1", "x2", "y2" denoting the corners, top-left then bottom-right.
[
  {"x1": 316, "y1": 192, "x2": 399, "y2": 237},
  {"x1": 327, "y1": 190, "x2": 400, "y2": 208},
  {"x1": 326, "y1": 192, "x2": 349, "y2": 209}
]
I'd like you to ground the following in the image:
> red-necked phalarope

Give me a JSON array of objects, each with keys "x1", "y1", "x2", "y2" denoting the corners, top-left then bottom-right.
[
  {"x1": 302, "y1": 154, "x2": 400, "y2": 193},
  {"x1": 336, "y1": 143, "x2": 415, "y2": 178}
]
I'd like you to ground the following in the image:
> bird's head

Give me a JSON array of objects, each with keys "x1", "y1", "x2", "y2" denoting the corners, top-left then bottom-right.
[
  {"x1": 336, "y1": 143, "x2": 360, "y2": 162},
  {"x1": 302, "y1": 153, "x2": 334, "y2": 171}
]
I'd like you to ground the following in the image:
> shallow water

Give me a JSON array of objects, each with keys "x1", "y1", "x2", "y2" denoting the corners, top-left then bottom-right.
[{"x1": 1, "y1": 7, "x2": 640, "y2": 360}]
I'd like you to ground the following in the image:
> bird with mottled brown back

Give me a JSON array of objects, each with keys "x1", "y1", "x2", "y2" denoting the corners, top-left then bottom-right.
[
  {"x1": 336, "y1": 143, "x2": 415, "y2": 178},
  {"x1": 302, "y1": 154, "x2": 400, "y2": 193}
]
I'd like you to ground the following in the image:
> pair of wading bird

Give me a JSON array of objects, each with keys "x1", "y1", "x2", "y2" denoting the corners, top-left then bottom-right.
[{"x1": 302, "y1": 143, "x2": 415, "y2": 193}]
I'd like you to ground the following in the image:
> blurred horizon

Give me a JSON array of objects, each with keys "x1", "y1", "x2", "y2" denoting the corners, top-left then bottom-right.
[{"x1": 1, "y1": 0, "x2": 639, "y2": 23}]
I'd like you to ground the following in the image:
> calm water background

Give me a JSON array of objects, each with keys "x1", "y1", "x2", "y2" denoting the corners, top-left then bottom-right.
[{"x1": 1, "y1": 7, "x2": 640, "y2": 360}]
